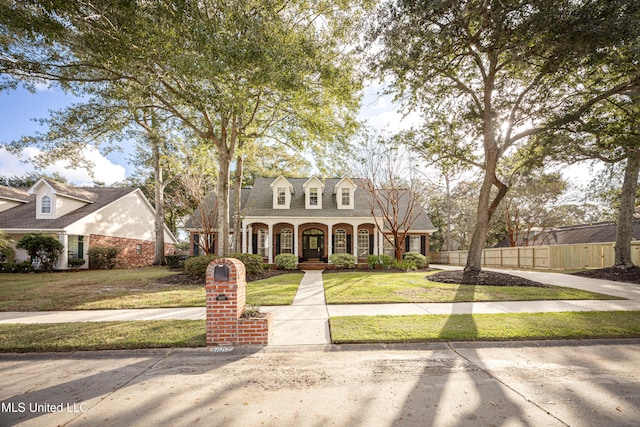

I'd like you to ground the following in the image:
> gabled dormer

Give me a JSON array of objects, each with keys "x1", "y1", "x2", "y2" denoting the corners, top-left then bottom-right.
[
  {"x1": 334, "y1": 177, "x2": 357, "y2": 210},
  {"x1": 269, "y1": 176, "x2": 294, "y2": 209},
  {"x1": 302, "y1": 176, "x2": 325, "y2": 210},
  {"x1": 29, "y1": 178, "x2": 95, "y2": 219}
]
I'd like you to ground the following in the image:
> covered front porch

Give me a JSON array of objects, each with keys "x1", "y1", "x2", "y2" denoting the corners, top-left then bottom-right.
[{"x1": 241, "y1": 218, "x2": 429, "y2": 265}]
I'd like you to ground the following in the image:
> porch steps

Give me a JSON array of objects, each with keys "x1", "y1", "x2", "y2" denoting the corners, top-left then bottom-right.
[{"x1": 298, "y1": 262, "x2": 328, "y2": 271}]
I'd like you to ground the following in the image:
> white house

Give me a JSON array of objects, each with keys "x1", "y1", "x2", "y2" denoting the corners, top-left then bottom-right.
[
  {"x1": 186, "y1": 176, "x2": 436, "y2": 265},
  {"x1": 0, "y1": 178, "x2": 177, "y2": 269}
]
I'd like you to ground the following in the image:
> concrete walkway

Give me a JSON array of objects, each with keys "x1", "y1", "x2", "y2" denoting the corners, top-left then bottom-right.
[{"x1": 2, "y1": 266, "x2": 640, "y2": 348}]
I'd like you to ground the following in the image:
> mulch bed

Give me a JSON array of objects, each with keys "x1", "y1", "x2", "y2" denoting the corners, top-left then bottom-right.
[
  {"x1": 428, "y1": 270, "x2": 547, "y2": 287},
  {"x1": 573, "y1": 266, "x2": 640, "y2": 285}
]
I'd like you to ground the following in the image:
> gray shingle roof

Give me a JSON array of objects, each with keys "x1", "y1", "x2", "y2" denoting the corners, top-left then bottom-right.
[
  {"x1": 186, "y1": 177, "x2": 435, "y2": 231},
  {"x1": 0, "y1": 186, "x2": 30, "y2": 203},
  {"x1": 40, "y1": 178, "x2": 96, "y2": 203},
  {"x1": 0, "y1": 185, "x2": 136, "y2": 230},
  {"x1": 534, "y1": 222, "x2": 640, "y2": 245}
]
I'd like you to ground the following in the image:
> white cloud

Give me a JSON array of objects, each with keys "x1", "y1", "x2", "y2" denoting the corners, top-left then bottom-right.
[
  {"x1": 0, "y1": 146, "x2": 127, "y2": 186},
  {"x1": 33, "y1": 80, "x2": 53, "y2": 92}
]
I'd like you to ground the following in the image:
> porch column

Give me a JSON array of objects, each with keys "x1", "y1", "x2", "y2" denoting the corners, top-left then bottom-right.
[
  {"x1": 58, "y1": 233, "x2": 68, "y2": 270},
  {"x1": 351, "y1": 222, "x2": 360, "y2": 260},
  {"x1": 241, "y1": 223, "x2": 248, "y2": 253},
  {"x1": 326, "y1": 222, "x2": 333, "y2": 257},
  {"x1": 267, "y1": 223, "x2": 274, "y2": 264},
  {"x1": 294, "y1": 223, "x2": 299, "y2": 260},
  {"x1": 248, "y1": 225, "x2": 253, "y2": 254}
]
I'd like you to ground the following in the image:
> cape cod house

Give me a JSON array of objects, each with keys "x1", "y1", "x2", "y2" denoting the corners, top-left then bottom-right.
[
  {"x1": 0, "y1": 178, "x2": 177, "y2": 269},
  {"x1": 186, "y1": 176, "x2": 436, "y2": 265}
]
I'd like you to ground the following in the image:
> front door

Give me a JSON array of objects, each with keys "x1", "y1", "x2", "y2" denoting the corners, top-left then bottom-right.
[{"x1": 302, "y1": 229, "x2": 324, "y2": 260}]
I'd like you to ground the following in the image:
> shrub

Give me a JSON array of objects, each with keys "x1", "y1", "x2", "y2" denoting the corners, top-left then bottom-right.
[
  {"x1": 16, "y1": 233, "x2": 64, "y2": 271},
  {"x1": 184, "y1": 254, "x2": 218, "y2": 278},
  {"x1": 68, "y1": 258, "x2": 86, "y2": 269},
  {"x1": 166, "y1": 254, "x2": 190, "y2": 269},
  {"x1": 329, "y1": 253, "x2": 357, "y2": 269},
  {"x1": 228, "y1": 253, "x2": 264, "y2": 276},
  {"x1": 403, "y1": 252, "x2": 428, "y2": 269},
  {"x1": 394, "y1": 259, "x2": 417, "y2": 271},
  {"x1": 88, "y1": 246, "x2": 120, "y2": 270},
  {"x1": 275, "y1": 253, "x2": 298, "y2": 270},
  {"x1": 0, "y1": 261, "x2": 33, "y2": 273},
  {"x1": 367, "y1": 254, "x2": 394, "y2": 269}
]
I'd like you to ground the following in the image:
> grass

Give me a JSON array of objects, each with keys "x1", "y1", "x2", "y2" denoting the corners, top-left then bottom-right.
[
  {"x1": 0, "y1": 320, "x2": 206, "y2": 352},
  {"x1": 0, "y1": 268, "x2": 202, "y2": 311},
  {"x1": 247, "y1": 273, "x2": 304, "y2": 305},
  {"x1": 0, "y1": 268, "x2": 303, "y2": 310},
  {"x1": 323, "y1": 271, "x2": 620, "y2": 304},
  {"x1": 330, "y1": 311, "x2": 640, "y2": 343}
]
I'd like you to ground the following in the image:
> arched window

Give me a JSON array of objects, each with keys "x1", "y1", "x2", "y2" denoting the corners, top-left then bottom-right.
[
  {"x1": 280, "y1": 228, "x2": 293, "y2": 254},
  {"x1": 41, "y1": 195, "x2": 51, "y2": 214},
  {"x1": 335, "y1": 228, "x2": 347, "y2": 254},
  {"x1": 358, "y1": 229, "x2": 369, "y2": 257}
]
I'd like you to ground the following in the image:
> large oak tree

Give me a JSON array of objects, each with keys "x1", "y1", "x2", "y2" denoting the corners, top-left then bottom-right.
[{"x1": 371, "y1": 0, "x2": 640, "y2": 276}]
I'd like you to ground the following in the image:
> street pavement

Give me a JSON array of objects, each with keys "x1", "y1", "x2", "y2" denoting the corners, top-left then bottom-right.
[{"x1": 2, "y1": 266, "x2": 640, "y2": 426}]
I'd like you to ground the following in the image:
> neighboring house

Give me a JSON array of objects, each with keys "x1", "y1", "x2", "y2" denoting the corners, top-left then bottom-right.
[
  {"x1": 0, "y1": 178, "x2": 178, "y2": 269},
  {"x1": 494, "y1": 221, "x2": 640, "y2": 247},
  {"x1": 185, "y1": 176, "x2": 436, "y2": 264},
  {"x1": 533, "y1": 221, "x2": 640, "y2": 246}
]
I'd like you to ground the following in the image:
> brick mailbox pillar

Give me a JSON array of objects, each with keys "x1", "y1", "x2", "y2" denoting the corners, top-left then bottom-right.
[{"x1": 205, "y1": 258, "x2": 272, "y2": 346}]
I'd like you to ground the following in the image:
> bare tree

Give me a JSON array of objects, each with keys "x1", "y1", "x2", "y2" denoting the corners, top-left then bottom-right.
[{"x1": 357, "y1": 137, "x2": 424, "y2": 261}]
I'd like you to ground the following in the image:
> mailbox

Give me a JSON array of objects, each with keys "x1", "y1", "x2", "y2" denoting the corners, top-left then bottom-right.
[{"x1": 214, "y1": 264, "x2": 229, "y2": 281}]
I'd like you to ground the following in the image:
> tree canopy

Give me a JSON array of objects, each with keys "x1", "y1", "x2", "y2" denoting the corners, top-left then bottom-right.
[{"x1": 371, "y1": 0, "x2": 640, "y2": 274}]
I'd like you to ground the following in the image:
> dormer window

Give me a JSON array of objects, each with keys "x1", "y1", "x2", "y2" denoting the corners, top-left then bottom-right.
[
  {"x1": 341, "y1": 188, "x2": 350, "y2": 206},
  {"x1": 334, "y1": 177, "x2": 357, "y2": 209},
  {"x1": 277, "y1": 187, "x2": 286, "y2": 205},
  {"x1": 303, "y1": 176, "x2": 324, "y2": 209},
  {"x1": 41, "y1": 195, "x2": 52, "y2": 214},
  {"x1": 270, "y1": 176, "x2": 293, "y2": 209}
]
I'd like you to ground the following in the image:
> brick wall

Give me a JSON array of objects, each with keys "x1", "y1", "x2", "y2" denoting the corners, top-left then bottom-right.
[
  {"x1": 89, "y1": 234, "x2": 176, "y2": 268},
  {"x1": 205, "y1": 258, "x2": 271, "y2": 346}
]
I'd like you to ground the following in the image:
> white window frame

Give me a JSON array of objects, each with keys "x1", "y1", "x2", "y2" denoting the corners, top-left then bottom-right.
[
  {"x1": 277, "y1": 187, "x2": 286, "y2": 205},
  {"x1": 383, "y1": 236, "x2": 395, "y2": 257},
  {"x1": 357, "y1": 229, "x2": 369, "y2": 258},
  {"x1": 280, "y1": 228, "x2": 293, "y2": 254},
  {"x1": 310, "y1": 188, "x2": 318, "y2": 206},
  {"x1": 409, "y1": 235, "x2": 421, "y2": 253},
  {"x1": 341, "y1": 188, "x2": 350, "y2": 206},
  {"x1": 258, "y1": 229, "x2": 269, "y2": 258},
  {"x1": 335, "y1": 228, "x2": 347, "y2": 254},
  {"x1": 41, "y1": 195, "x2": 52, "y2": 214}
]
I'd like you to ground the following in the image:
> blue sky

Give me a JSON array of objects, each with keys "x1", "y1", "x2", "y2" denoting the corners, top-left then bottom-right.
[{"x1": 0, "y1": 81, "x2": 416, "y2": 186}]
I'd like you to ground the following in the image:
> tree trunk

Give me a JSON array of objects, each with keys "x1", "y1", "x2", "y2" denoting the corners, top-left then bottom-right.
[
  {"x1": 615, "y1": 148, "x2": 640, "y2": 268},
  {"x1": 232, "y1": 141, "x2": 245, "y2": 254},
  {"x1": 214, "y1": 116, "x2": 236, "y2": 257},
  {"x1": 151, "y1": 132, "x2": 166, "y2": 266}
]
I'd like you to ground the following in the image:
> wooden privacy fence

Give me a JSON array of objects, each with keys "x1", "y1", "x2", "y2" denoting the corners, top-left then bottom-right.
[{"x1": 430, "y1": 242, "x2": 640, "y2": 270}]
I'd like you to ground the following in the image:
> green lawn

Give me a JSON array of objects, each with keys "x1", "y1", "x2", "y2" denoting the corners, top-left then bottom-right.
[
  {"x1": 323, "y1": 271, "x2": 619, "y2": 304},
  {"x1": 0, "y1": 320, "x2": 206, "y2": 352},
  {"x1": 247, "y1": 273, "x2": 304, "y2": 305},
  {"x1": 330, "y1": 311, "x2": 640, "y2": 343},
  {"x1": 0, "y1": 268, "x2": 303, "y2": 310}
]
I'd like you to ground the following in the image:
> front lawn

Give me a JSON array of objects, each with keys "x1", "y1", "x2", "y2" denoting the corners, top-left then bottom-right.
[
  {"x1": 323, "y1": 271, "x2": 620, "y2": 304},
  {"x1": 0, "y1": 268, "x2": 302, "y2": 310},
  {"x1": 330, "y1": 311, "x2": 640, "y2": 343},
  {"x1": 0, "y1": 320, "x2": 206, "y2": 352}
]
